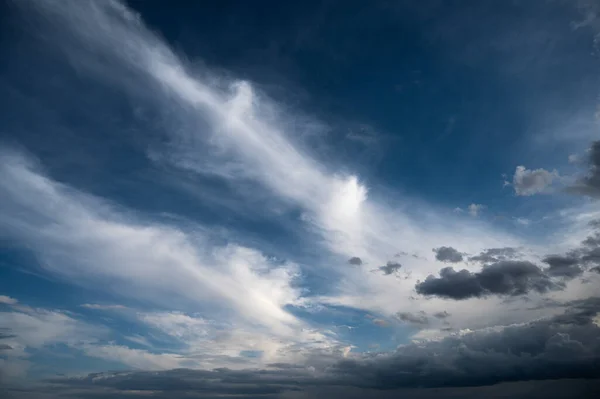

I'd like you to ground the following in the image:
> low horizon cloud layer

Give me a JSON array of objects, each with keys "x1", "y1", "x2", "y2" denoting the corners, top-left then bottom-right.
[{"x1": 2, "y1": 0, "x2": 600, "y2": 397}]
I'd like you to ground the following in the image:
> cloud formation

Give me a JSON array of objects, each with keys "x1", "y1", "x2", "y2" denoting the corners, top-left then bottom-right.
[
  {"x1": 377, "y1": 261, "x2": 402, "y2": 275},
  {"x1": 511, "y1": 166, "x2": 558, "y2": 196},
  {"x1": 433, "y1": 246, "x2": 465, "y2": 263},
  {"x1": 348, "y1": 257, "x2": 363, "y2": 266},
  {"x1": 0, "y1": 149, "x2": 348, "y2": 368},
  {"x1": 416, "y1": 261, "x2": 561, "y2": 300},
  {"x1": 5, "y1": 298, "x2": 599, "y2": 397}
]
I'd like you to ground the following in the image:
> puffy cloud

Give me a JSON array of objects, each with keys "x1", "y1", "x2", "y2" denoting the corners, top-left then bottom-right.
[
  {"x1": 511, "y1": 166, "x2": 558, "y2": 196},
  {"x1": 433, "y1": 246, "x2": 464, "y2": 263},
  {"x1": 0, "y1": 296, "x2": 18, "y2": 305},
  {"x1": 416, "y1": 261, "x2": 561, "y2": 300},
  {"x1": 377, "y1": 261, "x2": 402, "y2": 275},
  {"x1": 348, "y1": 257, "x2": 363, "y2": 266}
]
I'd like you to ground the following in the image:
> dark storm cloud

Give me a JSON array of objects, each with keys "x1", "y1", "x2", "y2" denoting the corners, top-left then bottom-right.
[
  {"x1": 377, "y1": 261, "x2": 402, "y2": 275},
  {"x1": 416, "y1": 261, "x2": 561, "y2": 300},
  {"x1": 591, "y1": 266, "x2": 600, "y2": 274},
  {"x1": 348, "y1": 257, "x2": 363, "y2": 266},
  {"x1": 568, "y1": 140, "x2": 600, "y2": 198},
  {"x1": 396, "y1": 311, "x2": 429, "y2": 326},
  {"x1": 433, "y1": 246, "x2": 464, "y2": 263},
  {"x1": 416, "y1": 267, "x2": 482, "y2": 299},
  {"x1": 327, "y1": 297, "x2": 600, "y2": 389},
  {"x1": 542, "y1": 255, "x2": 583, "y2": 278},
  {"x1": 469, "y1": 247, "x2": 520, "y2": 263},
  {"x1": 8, "y1": 297, "x2": 598, "y2": 399},
  {"x1": 583, "y1": 247, "x2": 600, "y2": 263}
]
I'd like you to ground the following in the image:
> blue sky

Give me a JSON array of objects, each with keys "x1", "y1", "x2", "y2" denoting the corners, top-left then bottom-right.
[{"x1": 1, "y1": 1, "x2": 600, "y2": 397}]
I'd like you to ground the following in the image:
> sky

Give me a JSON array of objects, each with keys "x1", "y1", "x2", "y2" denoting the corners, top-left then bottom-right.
[{"x1": 1, "y1": 0, "x2": 600, "y2": 398}]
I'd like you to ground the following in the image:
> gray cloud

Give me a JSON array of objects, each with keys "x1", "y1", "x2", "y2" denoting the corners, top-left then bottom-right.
[
  {"x1": 6, "y1": 298, "x2": 598, "y2": 398},
  {"x1": 396, "y1": 311, "x2": 429, "y2": 326},
  {"x1": 469, "y1": 247, "x2": 520, "y2": 263},
  {"x1": 378, "y1": 261, "x2": 402, "y2": 275},
  {"x1": 568, "y1": 140, "x2": 600, "y2": 198},
  {"x1": 543, "y1": 255, "x2": 583, "y2": 278},
  {"x1": 416, "y1": 261, "x2": 561, "y2": 300},
  {"x1": 433, "y1": 310, "x2": 450, "y2": 319},
  {"x1": 511, "y1": 166, "x2": 558, "y2": 196},
  {"x1": 0, "y1": 328, "x2": 15, "y2": 340},
  {"x1": 348, "y1": 257, "x2": 363, "y2": 266},
  {"x1": 433, "y1": 246, "x2": 464, "y2": 263}
]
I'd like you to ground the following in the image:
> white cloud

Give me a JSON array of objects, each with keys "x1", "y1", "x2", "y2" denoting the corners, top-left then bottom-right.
[
  {"x1": 468, "y1": 203, "x2": 486, "y2": 217},
  {"x1": 0, "y1": 149, "x2": 304, "y2": 341},
  {"x1": 511, "y1": 165, "x2": 558, "y2": 196},
  {"x1": 0, "y1": 295, "x2": 18, "y2": 305},
  {"x1": 0, "y1": 301, "x2": 109, "y2": 378},
  {"x1": 0, "y1": 149, "x2": 351, "y2": 370}
]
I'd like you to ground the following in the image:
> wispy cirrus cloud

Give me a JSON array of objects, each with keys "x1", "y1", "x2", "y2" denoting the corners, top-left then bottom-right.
[{"x1": 0, "y1": 148, "x2": 347, "y2": 367}]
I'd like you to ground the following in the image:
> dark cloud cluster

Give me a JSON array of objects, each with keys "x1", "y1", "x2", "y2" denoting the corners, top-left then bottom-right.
[
  {"x1": 539, "y1": 220, "x2": 600, "y2": 277},
  {"x1": 433, "y1": 246, "x2": 464, "y2": 263},
  {"x1": 568, "y1": 140, "x2": 600, "y2": 198},
  {"x1": 348, "y1": 257, "x2": 363, "y2": 266},
  {"x1": 469, "y1": 247, "x2": 520, "y2": 263},
  {"x1": 543, "y1": 255, "x2": 583, "y2": 278},
  {"x1": 420, "y1": 220, "x2": 600, "y2": 300},
  {"x1": 6, "y1": 298, "x2": 600, "y2": 398},
  {"x1": 330, "y1": 297, "x2": 600, "y2": 389},
  {"x1": 415, "y1": 261, "x2": 560, "y2": 300},
  {"x1": 377, "y1": 261, "x2": 402, "y2": 275}
]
